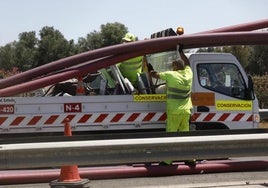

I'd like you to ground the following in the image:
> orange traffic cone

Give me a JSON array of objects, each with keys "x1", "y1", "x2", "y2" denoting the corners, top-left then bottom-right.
[
  {"x1": 76, "y1": 76, "x2": 85, "y2": 96},
  {"x1": 63, "y1": 118, "x2": 72, "y2": 137},
  {"x1": 50, "y1": 118, "x2": 90, "y2": 188}
]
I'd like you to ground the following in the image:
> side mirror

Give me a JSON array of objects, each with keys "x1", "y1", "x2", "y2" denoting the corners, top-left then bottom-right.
[{"x1": 245, "y1": 74, "x2": 255, "y2": 100}]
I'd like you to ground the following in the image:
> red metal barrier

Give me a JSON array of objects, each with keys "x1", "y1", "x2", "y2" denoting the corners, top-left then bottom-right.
[{"x1": 0, "y1": 160, "x2": 267, "y2": 185}]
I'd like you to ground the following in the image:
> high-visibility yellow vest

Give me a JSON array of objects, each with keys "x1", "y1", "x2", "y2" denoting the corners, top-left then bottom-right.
[
  {"x1": 118, "y1": 56, "x2": 143, "y2": 86},
  {"x1": 159, "y1": 66, "x2": 193, "y2": 114}
]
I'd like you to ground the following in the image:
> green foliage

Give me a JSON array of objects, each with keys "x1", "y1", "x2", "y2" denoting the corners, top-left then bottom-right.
[
  {"x1": 36, "y1": 26, "x2": 76, "y2": 67},
  {"x1": 0, "y1": 32, "x2": 39, "y2": 71},
  {"x1": 246, "y1": 45, "x2": 268, "y2": 75},
  {"x1": 76, "y1": 22, "x2": 128, "y2": 52},
  {"x1": 100, "y1": 22, "x2": 128, "y2": 47},
  {"x1": 0, "y1": 22, "x2": 127, "y2": 72},
  {"x1": 77, "y1": 30, "x2": 103, "y2": 52},
  {"x1": 0, "y1": 43, "x2": 16, "y2": 70},
  {"x1": 247, "y1": 29, "x2": 268, "y2": 75},
  {"x1": 222, "y1": 46, "x2": 252, "y2": 68},
  {"x1": 252, "y1": 74, "x2": 268, "y2": 108},
  {"x1": 15, "y1": 31, "x2": 38, "y2": 71}
]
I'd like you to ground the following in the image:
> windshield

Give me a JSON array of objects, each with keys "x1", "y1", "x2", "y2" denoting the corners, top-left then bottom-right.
[{"x1": 197, "y1": 63, "x2": 247, "y2": 99}]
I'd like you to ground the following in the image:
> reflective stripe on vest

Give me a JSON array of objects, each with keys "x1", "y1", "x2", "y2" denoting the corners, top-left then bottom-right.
[{"x1": 167, "y1": 86, "x2": 191, "y2": 99}]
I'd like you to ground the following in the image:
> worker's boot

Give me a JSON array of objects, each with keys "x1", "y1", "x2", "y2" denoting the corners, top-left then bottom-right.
[
  {"x1": 159, "y1": 160, "x2": 172, "y2": 166},
  {"x1": 184, "y1": 159, "x2": 196, "y2": 167}
]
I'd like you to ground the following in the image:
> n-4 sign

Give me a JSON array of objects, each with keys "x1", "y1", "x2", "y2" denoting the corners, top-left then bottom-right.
[{"x1": 64, "y1": 103, "x2": 82, "y2": 113}]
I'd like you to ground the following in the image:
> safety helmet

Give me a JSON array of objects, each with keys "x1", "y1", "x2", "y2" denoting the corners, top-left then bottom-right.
[{"x1": 122, "y1": 33, "x2": 136, "y2": 42}]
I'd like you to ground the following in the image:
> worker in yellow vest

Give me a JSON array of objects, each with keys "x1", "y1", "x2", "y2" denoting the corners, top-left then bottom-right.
[
  {"x1": 150, "y1": 45, "x2": 193, "y2": 132},
  {"x1": 150, "y1": 45, "x2": 195, "y2": 166},
  {"x1": 118, "y1": 33, "x2": 143, "y2": 88}
]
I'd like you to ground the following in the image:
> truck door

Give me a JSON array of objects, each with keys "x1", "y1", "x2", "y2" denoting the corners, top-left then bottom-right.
[{"x1": 190, "y1": 53, "x2": 259, "y2": 130}]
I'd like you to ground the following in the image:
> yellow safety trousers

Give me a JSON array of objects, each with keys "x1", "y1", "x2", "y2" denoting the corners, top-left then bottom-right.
[{"x1": 166, "y1": 110, "x2": 190, "y2": 132}]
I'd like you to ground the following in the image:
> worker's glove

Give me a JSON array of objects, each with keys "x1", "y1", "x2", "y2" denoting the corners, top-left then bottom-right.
[
  {"x1": 150, "y1": 70, "x2": 157, "y2": 78},
  {"x1": 178, "y1": 44, "x2": 184, "y2": 53}
]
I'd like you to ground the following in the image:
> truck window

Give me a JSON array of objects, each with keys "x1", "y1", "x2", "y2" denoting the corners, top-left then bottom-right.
[
  {"x1": 197, "y1": 63, "x2": 247, "y2": 99},
  {"x1": 146, "y1": 51, "x2": 177, "y2": 86}
]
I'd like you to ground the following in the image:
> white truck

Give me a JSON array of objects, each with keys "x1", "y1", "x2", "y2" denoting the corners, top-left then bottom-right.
[
  {"x1": 0, "y1": 50, "x2": 260, "y2": 134},
  {"x1": 1, "y1": 20, "x2": 268, "y2": 135}
]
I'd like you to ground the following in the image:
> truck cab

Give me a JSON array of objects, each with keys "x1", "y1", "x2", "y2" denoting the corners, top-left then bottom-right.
[{"x1": 190, "y1": 53, "x2": 259, "y2": 130}]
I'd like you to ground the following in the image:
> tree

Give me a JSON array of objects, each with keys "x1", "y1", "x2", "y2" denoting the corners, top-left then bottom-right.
[
  {"x1": 36, "y1": 26, "x2": 76, "y2": 67},
  {"x1": 100, "y1": 22, "x2": 128, "y2": 47},
  {"x1": 246, "y1": 45, "x2": 268, "y2": 76},
  {"x1": 77, "y1": 30, "x2": 103, "y2": 52},
  {"x1": 14, "y1": 31, "x2": 38, "y2": 71},
  {"x1": 0, "y1": 42, "x2": 17, "y2": 70},
  {"x1": 77, "y1": 22, "x2": 128, "y2": 53},
  {"x1": 222, "y1": 46, "x2": 251, "y2": 68}
]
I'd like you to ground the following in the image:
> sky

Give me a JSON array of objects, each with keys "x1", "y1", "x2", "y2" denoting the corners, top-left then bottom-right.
[{"x1": 0, "y1": 0, "x2": 267, "y2": 46}]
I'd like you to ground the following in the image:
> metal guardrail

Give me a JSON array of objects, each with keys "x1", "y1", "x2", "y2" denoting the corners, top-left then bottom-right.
[
  {"x1": 1, "y1": 133, "x2": 268, "y2": 170},
  {"x1": 260, "y1": 109, "x2": 268, "y2": 120}
]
